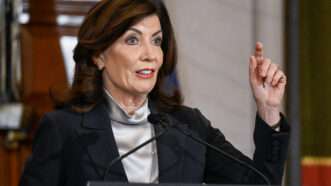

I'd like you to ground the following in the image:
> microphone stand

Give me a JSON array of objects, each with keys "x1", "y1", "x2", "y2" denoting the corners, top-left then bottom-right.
[
  {"x1": 103, "y1": 127, "x2": 167, "y2": 180},
  {"x1": 150, "y1": 114, "x2": 271, "y2": 186}
]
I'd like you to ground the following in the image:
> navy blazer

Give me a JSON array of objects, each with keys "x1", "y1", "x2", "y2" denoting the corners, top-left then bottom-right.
[{"x1": 19, "y1": 101, "x2": 289, "y2": 186}]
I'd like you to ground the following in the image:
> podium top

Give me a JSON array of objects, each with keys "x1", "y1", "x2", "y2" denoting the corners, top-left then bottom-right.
[{"x1": 87, "y1": 182, "x2": 273, "y2": 186}]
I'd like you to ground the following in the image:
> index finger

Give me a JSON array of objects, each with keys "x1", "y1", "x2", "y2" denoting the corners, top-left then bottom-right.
[
  {"x1": 255, "y1": 42, "x2": 264, "y2": 61},
  {"x1": 255, "y1": 42, "x2": 263, "y2": 56}
]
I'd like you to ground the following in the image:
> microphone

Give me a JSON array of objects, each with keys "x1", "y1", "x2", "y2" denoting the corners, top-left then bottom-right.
[
  {"x1": 103, "y1": 122, "x2": 168, "y2": 180},
  {"x1": 147, "y1": 113, "x2": 271, "y2": 185}
]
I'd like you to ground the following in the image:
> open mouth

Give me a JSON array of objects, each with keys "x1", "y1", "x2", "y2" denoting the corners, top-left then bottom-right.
[{"x1": 136, "y1": 68, "x2": 155, "y2": 78}]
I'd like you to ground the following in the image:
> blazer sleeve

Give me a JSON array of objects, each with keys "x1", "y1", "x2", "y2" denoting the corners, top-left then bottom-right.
[
  {"x1": 19, "y1": 114, "x2": 64, "y2": 186},
  {"x1": 196, "y1": 109, "x2": 290, "y2": 185}
]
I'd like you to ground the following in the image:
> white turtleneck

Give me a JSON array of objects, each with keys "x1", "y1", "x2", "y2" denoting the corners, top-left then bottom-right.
[{"x1": 104, "y1": 90, "x2": 159, "y2": 183}]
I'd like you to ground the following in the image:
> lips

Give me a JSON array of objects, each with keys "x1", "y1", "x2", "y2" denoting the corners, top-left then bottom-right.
[{"x1": 136, "y1": 68, "x2": 155, "y2": 79}]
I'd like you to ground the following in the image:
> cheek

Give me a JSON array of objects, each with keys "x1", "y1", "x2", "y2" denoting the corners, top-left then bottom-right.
[
  {"x1": 107, "y1": 52, "x2": 136, "y2": 74},
  {"x1": 103, "y1": 60, "x2": 132, "y2": 85}
]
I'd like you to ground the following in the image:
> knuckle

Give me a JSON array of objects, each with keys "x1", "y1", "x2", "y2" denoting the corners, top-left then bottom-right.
[{"x1": 271, "y1": 64, "x2": 277, "y2": 71}]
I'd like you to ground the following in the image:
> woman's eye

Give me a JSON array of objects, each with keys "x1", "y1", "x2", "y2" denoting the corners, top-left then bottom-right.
[
  {"x1": 125, "y1": 36, "x2": 139, "y2": 45},
  {"x1": 153, "y1": 37, "x2": 163, "y2": 46}
]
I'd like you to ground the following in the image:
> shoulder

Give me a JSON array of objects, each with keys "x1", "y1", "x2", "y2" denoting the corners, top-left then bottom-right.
[
  {"x1": 39, "y1": 102, "x2": 110, "y2": 133},
  {"x1": 167, "y1": 105, "x2": 209, "y2": 123},
  {"x1": 29, "y1": 108, "x2": 84, "y2": 157},
  {"x1": 166, "y1": 105, "x2": 212, "y2": 134},
  {"x1": 44, "y1": 107, "x2": 81, "y2": 125},
  {"x1": 37, "y1": 107, "x2": 83, "y2": 138}
]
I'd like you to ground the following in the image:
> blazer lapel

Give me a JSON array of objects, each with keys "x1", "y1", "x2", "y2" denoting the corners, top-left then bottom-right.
[
  {"x1": 77, "y1": 100, "x2": 188, "y2": 183},
  {"x1": 78, "y1": 102, "x2": 127, "y2": 182},
  {"x1": 150, "y1": 102, "x2": 186, "y2": 182}
]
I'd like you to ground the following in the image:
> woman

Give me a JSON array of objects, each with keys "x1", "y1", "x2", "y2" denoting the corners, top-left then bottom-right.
[{"x1": 20, "y1": 0, "x2": 289, "y2": 185}]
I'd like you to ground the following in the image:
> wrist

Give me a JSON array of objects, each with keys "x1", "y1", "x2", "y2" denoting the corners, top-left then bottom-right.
[{"x1": 257, "y1": 102, "x2": 281, "y2": 126}]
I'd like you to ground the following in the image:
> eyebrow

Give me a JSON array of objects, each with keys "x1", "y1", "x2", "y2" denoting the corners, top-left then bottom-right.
[{"x1": 128, "y1": 28, "x2": 162, "y2": 37}]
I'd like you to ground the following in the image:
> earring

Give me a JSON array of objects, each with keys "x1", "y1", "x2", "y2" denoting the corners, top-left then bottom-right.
[
  {"x1": 97, "y1": 62, "x2": 104, "y2": 70},
  {"x1": 92, "y1": 55, "x2": 104, "y2": 70},
  {"x1": 100, "y1": 54, "x2": 106, "y2": 61}
]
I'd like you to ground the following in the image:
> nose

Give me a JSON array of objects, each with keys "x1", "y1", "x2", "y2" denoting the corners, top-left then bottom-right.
[{"x1": 140, "y1": 42, "x2": 157, "y2": 62}]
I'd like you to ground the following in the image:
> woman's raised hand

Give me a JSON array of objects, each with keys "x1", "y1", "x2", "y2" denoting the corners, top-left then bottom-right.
[{"x1": 249, "y1": 42, "x2": 287, "y2": 126}]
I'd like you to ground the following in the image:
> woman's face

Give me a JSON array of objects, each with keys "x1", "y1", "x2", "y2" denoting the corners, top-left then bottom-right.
[{"x1": 96, "y1": 14, "x2": 164, "y2": 97}]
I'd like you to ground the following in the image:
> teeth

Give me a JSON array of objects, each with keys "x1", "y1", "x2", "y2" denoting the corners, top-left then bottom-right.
[{"x1": 138, "y1": 70, "x2": 152, "y2": 75}]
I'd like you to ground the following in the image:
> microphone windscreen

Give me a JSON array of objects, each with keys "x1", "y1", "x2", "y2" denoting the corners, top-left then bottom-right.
[
  {"x1": 147, "y1": 113, "x2": 162, "y2": 124},
  {"x1": 148, "y1": 113, "x2": 173, "y2": 128}
]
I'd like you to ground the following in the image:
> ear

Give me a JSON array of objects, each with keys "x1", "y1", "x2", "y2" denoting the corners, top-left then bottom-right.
[{"x1": 92, "y1": 54, "x2": 105, "y2": 70}]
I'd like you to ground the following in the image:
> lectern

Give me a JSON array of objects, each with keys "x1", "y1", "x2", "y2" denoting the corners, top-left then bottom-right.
[{"x1": 87, "y1": 182, "x2": 270, "y2": 186}]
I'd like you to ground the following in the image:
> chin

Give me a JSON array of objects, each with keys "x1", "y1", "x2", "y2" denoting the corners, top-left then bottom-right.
[
  {"x1": 135, "y1": 88, "x2": 154, "y2": 95},
  {"x1": 133, "y1": 84, "x2": 156, "y2": 95}
]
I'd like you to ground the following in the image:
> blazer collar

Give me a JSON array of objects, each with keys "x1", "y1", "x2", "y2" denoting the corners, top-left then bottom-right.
[
  {"x1": 78, "y1": 101, "x2": 127, "y2": 181},
  {"x1": 149, "y1": 101, "x2": 186, "y2": 182}
]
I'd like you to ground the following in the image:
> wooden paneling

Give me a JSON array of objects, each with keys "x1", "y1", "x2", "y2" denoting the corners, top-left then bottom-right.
[
  {"x1": 23, "y1": 0, "x2": 98, "y2": 16},
  {"x1": 0, "y1": 133, "x2": 32, "y2": 186},
  {"x1": 0, "y1": 0, "x2": 86, "y2": 185},
  {"x1": 21, "y1": 23, "x2": 68, "y2": 118},
  {"x1": 20, "y1": 0, "x2": 68, "y2": 118}
]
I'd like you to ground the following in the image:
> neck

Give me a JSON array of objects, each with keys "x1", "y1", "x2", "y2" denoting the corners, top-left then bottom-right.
[{"x1": 104, "y1": 87, "x2": 147, "y2": 116}]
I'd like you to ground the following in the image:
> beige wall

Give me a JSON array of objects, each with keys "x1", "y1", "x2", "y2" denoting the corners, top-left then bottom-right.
[{"x1": 164, "y1": 0, "x2": 284, "y2": 157}]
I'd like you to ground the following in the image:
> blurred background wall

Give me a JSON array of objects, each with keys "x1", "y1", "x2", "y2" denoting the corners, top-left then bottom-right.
[{"x1": 164, "y1": 0, "x2": 284, "y2": 158}]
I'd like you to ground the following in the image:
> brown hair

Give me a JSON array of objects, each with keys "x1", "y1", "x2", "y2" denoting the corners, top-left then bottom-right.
[{"x1": 62, "y1": 0, "x2": 182, "y2": 112}]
